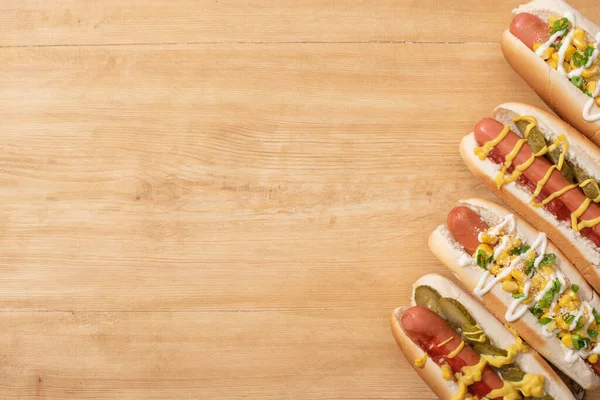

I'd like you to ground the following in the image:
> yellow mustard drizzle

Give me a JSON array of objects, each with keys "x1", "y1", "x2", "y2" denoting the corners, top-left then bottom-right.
[
  {"x1": 414, "y1": 352, "x2": 427, "y2": 368},
  {"x1": 481, "y1": 336, "x2": 528, "y2": 368},
  {"x1": 440, "y1": 364, "x2": 453, "y2": 381},
  {"x1": 446, "y1": 340, "x2": 465, "y2": 359},
  {"x1": 437, "y1": 336, "x2": 454, "y2": 347},
  {"x1": 486, "y1": 373, "x2": 546, "y2": 399},
  {"x1": 494, "y1": 138, "x2": 527, "y2": 188},
  {"x1": 474, "y1": 124, "x2": 510, "y2": 160},
  {"x1": 475, "y1": 116, "x2": 600, "y2": 233},
  {"x1": 463, "y1": 331, "x2": 487, "y2": 343},
  {"x1": 450, "y1": 357, "x2": 487, "y2": 400}
]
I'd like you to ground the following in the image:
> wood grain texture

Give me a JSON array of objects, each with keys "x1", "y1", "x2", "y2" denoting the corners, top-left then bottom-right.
[
  {"x1": 0, "y1": 0, "x2": 597, "y2": 46},
  {"x1": 3, "y1": 1, "x2": 600, "y2": 399},
  {"x1": 0, "y1": 43, "x2": 542, "y2": 312}
]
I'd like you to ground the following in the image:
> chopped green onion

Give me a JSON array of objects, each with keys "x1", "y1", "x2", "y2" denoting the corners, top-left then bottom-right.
[
  {"x1": 594, "y1": 308, "x2": 600, "y2": 324},
  {"x1": 538, "y1": 317, "x2": 553, "y2": 325},
  {"x1": 476, "y1": 249, "x2": 490, "y2": 269},
  {"x1": 584, "y1": 90, "x2": 594, "y2": 97},
  {"x1": 539, "y1": 253, "x2": 556, "y2": 267},
  {"x1": 571, "y1": 75, "x2": 585, "y2": 89},
  {"x1": 586, "y1": 46, "x2": 595, "y2": 58},
  {"x1": 576, "y1": 316, "x2": 584, "y2": 330},
  {"x1": 589, "y1": 328, "x2": 599, "y2": 338},
  {"x1": 573, "y1": 334, "x2": 583, "y2": 350},
  {"x1": 511, "y1": 245, "x2": 530, "y2": 255},
  {"x1": 572, "y1": 284, "x2": 580, "y2": 293},
  {"x1": 563, "y1": 313, "x2": 575, "y2": 323},
  {"x1": 550, "y1": 17, "x2": 570, "y2": 34},
  {"x1": 573, "y1": 52, "x2": 588, "y2": 67},
  {"x1": 525, "y1": 258, "x2": 535, "y2": 276},
  {"x1": 531, "y1": 305, "x2": 544, "y2": 319},
  {"x1": 512, "y1": 293, "x2": 525, "y2": 299},
  {"x1": 552, "y1": 279, "x2": 561, "y2": 293}
]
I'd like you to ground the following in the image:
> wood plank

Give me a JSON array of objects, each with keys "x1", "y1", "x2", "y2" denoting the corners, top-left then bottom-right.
[
  {"x1": 4, "y1": 308, "x2": 598, "y2": 399},
  {"x1": 0, "y1": 43, "x2": 542, "y2": 311},
  {"x1": 2, "y1": 0, "x2": 598, "y2": 46},
  {"x1": 0, "y1": 309, "x2": 432, "y2": 399}
]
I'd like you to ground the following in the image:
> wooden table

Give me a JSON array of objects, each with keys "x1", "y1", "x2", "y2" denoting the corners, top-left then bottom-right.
[{"x1": 2, "y1": 0, "x2": 600, "y2": 398}]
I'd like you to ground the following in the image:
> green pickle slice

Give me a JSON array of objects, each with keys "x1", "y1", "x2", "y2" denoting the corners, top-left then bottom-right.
[
  {"x1": 413, "y1": 285, "x2": 442, "y2": 314},
  {"x1": 515, "y1": 119, "x2": 575, "y2": 183},
  {"x1": 438, "y1": 297, "x2": 477, "y2": 331}
]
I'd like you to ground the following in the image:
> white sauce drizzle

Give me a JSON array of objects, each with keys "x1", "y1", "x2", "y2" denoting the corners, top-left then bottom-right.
[
  {"x1": 536, "y1": 25, "x2": 569, "y2": 56},
  {"x1": 474, "y1": 267, "x2": 517, "y2": 298},
  {"x1": 534, "y1": 273, "x2": 557, "y2": 303},
  {"x1": 557, "y1": 13, "x2": 576, "y2": 76},
  {"x1": 488, "y1": 214, "x2": 516, "y2": 236},
  {"x1": 566, "y1": 349, "x2": 585, "y2": 363},
  {"x1": 584, "y1": 76, "x2": 600, "y2": 121},
  {"x1": 536, "y1": 12, "x2": 600, "y2": 121},
  {"x1": 493, "y1": 236, "x2": 510, "y2": 261},
  {"x1": 506, "y1": 281, "x2": 532, "y2": 322},
  {"x1": 569, "y1": 309, "x2": 585, "y2": 331}
]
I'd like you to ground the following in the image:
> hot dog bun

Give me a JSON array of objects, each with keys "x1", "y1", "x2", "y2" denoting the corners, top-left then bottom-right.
[
  {"x1": 391, "y1": 273, "x2": 576, "y2": 398},
  {"x1": 460, "y1": 102, "x2": 600, "y2": 292},
  {"x1": 429, "y1": 198, "x2": 600, "y2": 390},
  {"x1": 501, "y1": 0, "x2": 600, "y2": 142}
]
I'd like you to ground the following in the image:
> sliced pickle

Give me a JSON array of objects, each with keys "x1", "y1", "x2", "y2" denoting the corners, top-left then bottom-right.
[
  {"x1": 571, "y1": 164, "x2": 600, "y2": 200},
  {"x1": 472, "y1": 342, "x2": 507, "y2": 357},
  {"x1": 438, "y1": 297, "x2": 477, "y2": 332},
  {"x1": 414, "y1": 285, "x2": 442, "y2": 314},
  {"x1": 515, "y1": 120, "x2": 575, "y2": 183},
  {"x1": 498, "y1": 363, "x2": 526, "y2": 382}
]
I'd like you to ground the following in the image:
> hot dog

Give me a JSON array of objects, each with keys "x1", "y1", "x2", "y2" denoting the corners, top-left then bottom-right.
[
  {"x1": 460, "y1": 102, "x2": 600, "y2": 293},
  {"x1": 429, "y1": 198, "x2": 600, "y2": 390},
  {"x1": 501, "y1": 0, "x2": 600, "y2": 141},
  {"x1": 391, "y1": 274, "x2": 577, "y2": 399}
]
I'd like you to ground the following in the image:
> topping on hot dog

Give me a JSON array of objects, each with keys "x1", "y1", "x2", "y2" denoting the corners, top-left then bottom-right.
[
  {"x1": 403, "y1": 288, "x2": 552, "y2": 399},
  {"x1": 511, "y1": 10, "x2": 600, "y2": 122},
  {"x1": 447, "y1": 204, "x2": 600, "y2": 373},
  {"x1": 474, "y1": 115, "x2": 600, "y2": 248}
]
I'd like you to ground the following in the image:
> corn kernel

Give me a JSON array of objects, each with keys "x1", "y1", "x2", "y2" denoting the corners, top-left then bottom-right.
[
  {"x1": 490, "y1": 264, "x2": 502, "y2": 276},
  {"x1": 551, "y1": 52, "x2": 560, "y2": 62},
  {"x1": 596, "y1": 96, "x2": 600, "y2": 107},
  {"x1": 541, "y1": 47, "x2": 554, "y2": 61},
  {"x1": 583, "y1": 65, "x2": 600, "y2": 78},
  {"x1": 589, "y1": 354, "x2": 599, "y2": 364},
  {"x1": 547, "y1": 59, "x2": 559, "y2": 70},
  {"x1": 548, "y1": 16, "x2": 560, "y2": 28},
  {"x1": 473, "y1": 244, "x2": 494, "y2": 258},
  {"x1": 564, "y1": 45, "x2": 577, "y2": 61},
  {"x1": 479, "y1": 233, "x2": 498, "y2": 245},
  {"x1": 574, "y1": 28, "x2": 586, "y2": 42},
  {"x1": 557, "y1": 317, "x2": 571, "y2": 331},
  {"x1": 496, "y1": 252, "x2": 509, "y2": 266},
  {"x1": 561, "y1": 333, "x2": 573, "y2": 348},
  {"x1": 502, "y1": 279, "x2": 519, "y2": 293},
  {"x1": 563, "y1": 62, "x2": 571, "y2": 73},
  {"x1": 511, "y1": 269, "x2": 527, "y2": 283},
  {"x1": 571, "y1": 58, "x2": 578, "y2": 70},
  {"x1": 533, "y1": 43, "x2": 542, "y2": 52},
  {"x1": 574, "y1": 38, "x2": 588, "y2": 52},
  {"x1": 539, "y1": 265, "x2": 554, "y2": 276},
  {"x1": 587, "y1": 80, "x2": 597, "y2": 93},
  {"x1": 522, "y1": 297, "x2": 533, "y2": 305}
]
